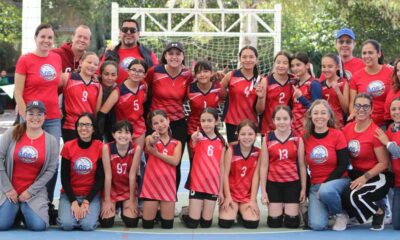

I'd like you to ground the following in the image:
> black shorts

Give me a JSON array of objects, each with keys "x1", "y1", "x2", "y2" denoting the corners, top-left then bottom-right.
[
  {"x1": 267, "y1": 180, "x2": 300, "y2": 203},
  {"x1": 189, "y1": 190, "x2": 218, "y2": 201}
]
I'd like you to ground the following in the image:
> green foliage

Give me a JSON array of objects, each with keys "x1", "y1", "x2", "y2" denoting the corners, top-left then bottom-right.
[{"x1": 0, "y1": 1, "x2": 21, "y2": 43}]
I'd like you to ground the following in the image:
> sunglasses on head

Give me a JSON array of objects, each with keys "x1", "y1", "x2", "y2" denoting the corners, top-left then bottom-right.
[{"x1": 121, "y1": 27, "x2": 138, "y2": 33}]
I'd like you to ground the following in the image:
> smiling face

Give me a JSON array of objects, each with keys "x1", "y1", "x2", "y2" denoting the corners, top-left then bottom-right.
[
  {"x1": 336, "y1": 35, "x2": 355, "y2": 59},
  {"x1": 311, "y1": 103, "x2": 330, "y2": 130},
  {"x1": 77, "y1": 116, "x2": 94, "y2": 141},
  {"x1": 25, "y1": 109, "x2": 45, "y2": 130},
  {"x1": 274, "y1": 54, "x2": 290, "y2": 75},
  {"x1": 35, "y1": 28, "x2": 54, "y2": 53},
  {"x1": 290, "y1": 58, "x2": 308, "y2": 78},
  {"x1": 120, "y1": 21, "x2": 139, "y2": 48},
  {"x1": 273, "y1": 108, "x2": 292, "y2": 133},
  {"x1": 72, "y1": 26, "x2": 91, "y2": 52},
  {"x1": 362, "y1": 43, "x2": 381, "y2": 68},
  {"x1": 80, "y1": 54, "x2": 99, "y2": 77},
  {"x1": 164, "y1": 48, "x2": 184, "y2": 68},
  {"x1": 390, "y1": 100, "x2": 400, "y2": 123},
  {"x1": 200, "y1": 112, "x2": 217, "y2": 136},
  {"x1": 195, "y1": 69, "x2": 213, "y2": 85},
  {"x1": 354, "y1": 97, "x2": 372, "y2": 121},
  {"x1": 240, "y1": 49, "x2": 258, "y2": 71},
  {"x1": 127, "y1": 63, "x2": 146, "y2": 83},
  {"x1": 321, "y1": 57, "x2": 340, "y2": 80},
  {"x1": 238, "y1": 125, "x2": 256, "y2": 148},
  {"x1": 151, "y1": 114, "x2": 170, "y2": 136},
  {"x1": 112, "y1": 128, "x2": 132, "y2": 145},
  {"x1": 101, "y1": 64, "x2": 118, "y2": 87}
]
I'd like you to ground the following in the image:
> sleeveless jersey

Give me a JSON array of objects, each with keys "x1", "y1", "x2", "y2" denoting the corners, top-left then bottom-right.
[
  {"x1": 114, "y1": 81, "x2": 147, "y2": 138},
  {"x1": 386, "y1": 123, "x2": 400, "y2": 187},
  {"x1": 63, "y1": 72, "x2": 100, "y2": 130},
  {"x1": 292, "y1": 77, "x2": 316, "y2": 136},
  {"x1": 321, "y1": 78, "x2": 347, "y2": 128},
  {"x1": 266, "y1": 131, "x2": 300, "y2": 182},
  {"x1": 187, "y1": 81, "x2": 221, "y2": 135},
  {"x1": 189, "y1": 135, "x2": 225, "y2": 195},
  {"x1": 229, "y1": 144, "x2": 260, "y2": 203},
  {"x1": 140, "y1": 138, "x2": 179, "y2": 201}
]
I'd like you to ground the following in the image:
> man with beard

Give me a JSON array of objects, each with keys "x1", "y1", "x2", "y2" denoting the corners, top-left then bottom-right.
[{"x1": 52, "y1": 25, "x2": 92, "y2": 72}]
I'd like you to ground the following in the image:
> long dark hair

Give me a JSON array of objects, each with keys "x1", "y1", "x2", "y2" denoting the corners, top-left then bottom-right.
[
  {"x1": 201, "y1": 107, "x2": 227, "y2": 147},
  {"x1": 362, "y1": 39, "x2": 384, "y2": 65},
  {"x1": 391, "y1": 58, "x2": 400, "y2": 92},
  {"x1": 34, "y1": 23, "x2": 54, "y2": 38},
  {"x1": 322, "y1": 53, "x2": 347, "y2": 80},
  {"x1": 75, "y1": 112, "x2": 96, "y2": 138},
  {"x1": 239, "y1": 46, "x2": 259, "y2": 82},
  {"x1": 12, "y1": 122, "x2": 27, "y2": 142},
  {"x1": 292, "y1": 52, "x2": 313, "y2": 76}
]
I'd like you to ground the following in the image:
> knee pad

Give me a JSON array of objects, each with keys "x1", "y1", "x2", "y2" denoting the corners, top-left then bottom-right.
[
  {"x1": 121, "y1": 215, "x2": 139, "y2": 228},
  {"x1": 182, "y1": 215, "x2": 200, "y2": 229},
  {"x1": 284, "y1": 215, "x2": 300, "y2": 228},
  {"x1": 218, "y1": 218, "x2": 234, "y2": 228},
  {"x1": 99, "y1": 217, "x2": 115, "y2": 228},
  {"x1": 200, "y1": 218, "x2": 212, "y2": 228},
  {"x1": 161, "y1": 218, "x2": 174, "y2": 229},
  {"x1": 142, "y1": 219, "x2": 155, "y2": 229},
  {"x1": 242, "y1": 219, "x2": 259, "y2": 229},
  {"x1": 267, "y1": 215, "x2": 283, "y2": 228}
]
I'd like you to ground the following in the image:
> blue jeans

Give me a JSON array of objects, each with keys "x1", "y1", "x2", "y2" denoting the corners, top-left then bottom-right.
[
  {"x1": 393, "y1": 187, "x2": 400, "y2": 230},
  {"x1": 0, "y1": 200, "x2": 46, "y2": 231},
  {"x1": 57, "y1": 193, "x2": 100, "y2": 231},
  {"x1": 308, "y1": 178, "x2": 350, "y2": 230}
]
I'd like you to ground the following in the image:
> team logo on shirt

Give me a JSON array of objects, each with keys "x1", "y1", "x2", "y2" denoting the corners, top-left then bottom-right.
[
  {"x1": 121, "y1": 57, "x2": 136, "y2": 70},
  {"x1": 348, "y1": 140, "x2": 360, "y2": 157},
  {"x1": 310, "y1": 145, "x2": 328, "y2": 164},
  {"x1": 39, "y1": 64, "x2": 57, "y2": 81},
  {"x1": 367, "y1": 80, "x2": 385, "y2": 97},
  {"x1": 345, "y1": 70, "x2": 352, "y2": 80},
  {"x1": 73, "y1": 157, "x2": 93, "y2": 175},
  {"x1": 18, "y1": 146, "x2": 38, "y2": 164}
]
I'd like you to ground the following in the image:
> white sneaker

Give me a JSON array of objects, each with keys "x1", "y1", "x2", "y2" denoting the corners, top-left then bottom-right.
[{"x1": 332, "y1": 213, "x2": 349, "y2": 231}]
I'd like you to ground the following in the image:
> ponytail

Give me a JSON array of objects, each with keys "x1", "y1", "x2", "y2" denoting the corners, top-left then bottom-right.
[{"x1": 12, "y1": 122, "x2": 27, "y2": 142}]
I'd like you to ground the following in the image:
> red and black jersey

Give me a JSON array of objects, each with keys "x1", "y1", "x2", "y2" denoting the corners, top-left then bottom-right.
[
  {"x1": 386, "y1": 124, "x2": 400, "y2": 187},
  {"x1": 189, "y1": 135, "x2": 225, "y2": 195},
  {"x1": 321, "y1": 78, "x2": 347, "y2": 128},
  {"x1": 114, "y1": 81, "x2": 147, "y2": 138},
  {"x1": 261, "y1": 74, "x2": 294, "y2": 134},
  {"x1": 12, "y1": 133, "x2": 46, "y2": 194},
  {"x1": 107, "y1": 141, "x2": 137, "y2": 202},
  {"x1": 146, "y1": 64, "x2": 193, "y2": 121},
  {"x1": 187, "y1": 81, "x2": 221, "y2": 135},
  {"x1": 343, "y1": 121, "x2": 383, "y2": 172},
  {"x1": 266, "y1": 131, "x2": 300, "y2": 183},
  {"x1": 60, "y1": 139, "x2": 103, "y2": 196},
  {"x1": 224, "y1": 70, "x2": 259, "y2": 126},
  {"x1": 63, "y1": 72, "x2": 100, "y2": 130},
  {"x1": 228, "y1": 144, "x2": 260, "y2": 203},
  {"x1": 140, "y1": 138, "x2": 179, "y2": 202},
  {"x1": 304, "y1": 128, "x2": 348, "y2": 184}
]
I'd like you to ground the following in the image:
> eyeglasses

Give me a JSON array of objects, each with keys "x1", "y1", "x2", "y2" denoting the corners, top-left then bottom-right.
[
  {"x1": 121, "y1": 27, "x2": 138, "y2": 34},
  {"x1": 26, "y1": 112, "x2": 45, "y2": 117},
  {"x1": 78, "y1": 123, "x2": 93, "y2": 128},
  {"x1": 337, "y1": 39, "x2": 353, "y2": 45},
  {"x1": 128, "y1": 68, "x2": 145, "y2": 75},
  {"x1": 354, "y1": 104, "x2": 371, "y2": 111}
]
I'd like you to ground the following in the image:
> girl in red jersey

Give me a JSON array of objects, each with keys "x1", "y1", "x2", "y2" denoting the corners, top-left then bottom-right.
[
  {"x1": 181, "y1": 108, "x2": 226, "y2": 228},
  {"x1": 99, "y1": 120, "x2": 141, "y2": 228},
  {"x1": 303, "y1": 100, "x2": 350, "y2": 231},
  {"x1": 60, "y1": 52, "x2": 103, "y2": 142},
  {"x1": 98, "y1": 61, "x2": 119, "y2": 142},
  {"x1": 342, "y1": 93, "x2": 391, "y2": 231},
  {"x1": 220, "y1": 46, "x2": 266, "y2": 143},
  {"x1": 375, "y1": 97, "x2": 400, "y2": 230},
  {"x1": 256, "y1": 51, "x2": 295, "y2": 135},
  {"x1": 320, "y1": 54, "x2": 350, "y2": 128},
  {"x1": 260, "y1": 105, "x2": 306, "y2": 229},
  {"x1": 99, "y1": 59, "x2": 148, "y2": 149},
  {"x1": 218, "y1": 120, "x2": 261, "y2": 229},
  {"x1": 0, "y1": 100, "x2": 58, "y2": 231},
  {"x1": 145, "y1": 42, "x2": 192, "y2": 190},
  {"x1": 384, "y1": 59, "x2": 400, "y2": 122},
  {"x1": 58, "y1": 113, "x2": 104, "y2": 231},
  {"x1": 349, "y1": 40, "x2": 393, "y2": 127},
  {"x1": 290, "y1": 52, "x2": 323, "y2": 136},
  {"x1": 140, "y1": 110, "x2": 182, "y2": 229}
]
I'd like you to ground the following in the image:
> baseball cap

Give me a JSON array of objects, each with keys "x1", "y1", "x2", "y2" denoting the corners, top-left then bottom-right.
[
  {"x1": 26, "y1": 100, "x2": 46, "y2": 113},
  {"x1": 336, "y1": 28, "x2": 355, "y2": 40},
  {"x1": 164, "y1": 42, "x2": 185, "y2": 52}
]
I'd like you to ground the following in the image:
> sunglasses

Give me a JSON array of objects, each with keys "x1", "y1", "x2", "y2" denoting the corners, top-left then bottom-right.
[
  {"x1": 121, "y1": 27, "x2": 138, "y2": 34},
  {"x1": 337, "y1": 39, "x2": 353, "y2": 45}
]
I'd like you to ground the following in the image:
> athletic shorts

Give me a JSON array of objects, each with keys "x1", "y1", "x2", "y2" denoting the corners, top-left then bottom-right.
[
  {"x1": 189, "y1": 190, "x2": 218, "y2": 201},
  {"x1": 267, "y1": 180, "x2": 300, "y2": 203}
]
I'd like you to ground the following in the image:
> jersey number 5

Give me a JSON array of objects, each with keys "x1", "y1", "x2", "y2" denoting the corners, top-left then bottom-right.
[{"x1": 133, "y1": 99, "x2": 139, "y2": 111}]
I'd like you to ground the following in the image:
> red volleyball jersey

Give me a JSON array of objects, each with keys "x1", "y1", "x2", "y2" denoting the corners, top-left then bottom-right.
[
  {"x1": 228, "y1": 144, "x2": 260, "y2": 203},
  {"x1": 61, "y1": 139, "x2": 103, "y2": 196},
  {"x1": 292, "y1": 77, "x2": 316, "y2": 136},
  {"x1": 343, "y1": 121, "x2": 383, "y2": 172},
  {"x1": 350, "y1": 65, "x2": 393, "y2": 126},
  {"x1": 304, "y1": 128, "x2": 348, "y2": 184},
  {"x1": 266, "y1": 131, "x2": 300, "y2": 183},
  {"x1": 12, "y1": 133, "x2": 46, "y2": 195},
  {"x1": 140, "y1": 138, "x2": 179, "y2": 202},
  {"x1": 15, "y1": 52, "x2": 62, "y2": 119},
  {"x1": 107, "y1": 142, "x2": 136, "y2": 202},
  {"x1": 386, "y1": 124, "x2": 400, "y2": 187},
  {"x1": 384, "y1": 89, "x2": 400, "y2": 121},
  {"x1": 114, "y1": 81, "x2": 147, "y2": 138},
  {"x1": 224, "y1": 70, "x2": 259, "y2": 125},
  {"x1": 261, "y1": 74, "x2": 294, "y2": 134},
  {"x1": 189, "y1": 136, "x2": 225, "y2": 195},
  {"x1": 146, "y1": 65, "x2": 193, "y2": 121},
  {"x1": 187, "y1": 81, "x2": 221, "y2": 135},
  {"x1": 321, "y1": 78, "x2": 347, "y2": 128},
  {"x1": 320, "y1": 57, "x2": 365, "y2": 81},
  {"x1": 62, "y1": 73, "x2": 101, "y2": 130}
]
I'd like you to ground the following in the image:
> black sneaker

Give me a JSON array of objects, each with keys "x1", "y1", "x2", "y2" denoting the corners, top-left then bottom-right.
[
  {"x1": 48, "y1": 203, "x2": 58, "y2": 226},
  {"x1": 370, "y1": 210, "x2": 385, "y2": 231}
]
